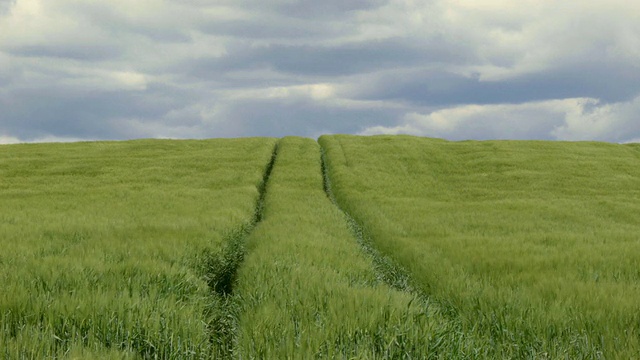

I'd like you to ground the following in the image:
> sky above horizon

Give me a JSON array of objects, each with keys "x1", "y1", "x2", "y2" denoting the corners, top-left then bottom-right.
[{"x1": 1, "y1": 0, "x2": 640, "y2": 144}]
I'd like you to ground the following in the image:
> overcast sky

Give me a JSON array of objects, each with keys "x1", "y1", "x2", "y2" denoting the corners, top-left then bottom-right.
[{"x1": 1, "y1": 0, "x2": 639, "y2": 143}]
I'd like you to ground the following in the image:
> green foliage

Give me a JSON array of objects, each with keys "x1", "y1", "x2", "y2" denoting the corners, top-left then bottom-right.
[
  {"x1": 319, "y1": 134, "x2": 640, "y2": 358},
  {"x1": 0, "y1": 138, "x2": 276, "y2": 358}
]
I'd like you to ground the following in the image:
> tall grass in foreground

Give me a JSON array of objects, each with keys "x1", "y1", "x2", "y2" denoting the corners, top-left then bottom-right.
[
  {"x1": 234, "y1": 137, "x2": 479, "y2": 358},
  {"x1": 320, "y1": 135, "x2": 640, "y2": 358},
  {"x1": 0, "y1": 138, "x2": 276, "y2": 358}
]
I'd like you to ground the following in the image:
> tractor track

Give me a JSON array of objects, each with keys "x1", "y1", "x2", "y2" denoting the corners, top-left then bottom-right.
[{"x1": 205, "y1": 141, "x2": 279, "y2": 358}]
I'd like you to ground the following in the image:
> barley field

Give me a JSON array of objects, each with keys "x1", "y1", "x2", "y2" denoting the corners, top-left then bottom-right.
[
  {"x1": 320, "y1": 134, "x2": 640, "y2": 358},
  {"x1": 1, "y1": 135, "x2": 639, "y2": 359},
  {"x1": 234, "y1": 136, "x2": 477, "y2": 358},
  {"x1": 0, "y1": 138, "x2": 276, "y2": 358}
]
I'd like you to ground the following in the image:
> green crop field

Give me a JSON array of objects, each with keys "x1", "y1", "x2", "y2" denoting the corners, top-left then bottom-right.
[
  {"x1": 1, "y1": 135, "x2": 639, "y2": 359},
  {"x1": 234, "y1": 137, "x2": 468, "y2": 358},
  {"x1": 0, "y1": 138, "x2": 277, "y2": 358},
  {"x1": 320, "y1": 135, "x2": 640, "y2": 358}
]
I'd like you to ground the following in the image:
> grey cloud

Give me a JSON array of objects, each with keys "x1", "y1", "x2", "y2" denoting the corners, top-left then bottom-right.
[
  {"x1": 0, "y1": 0, "x2": 14, "y2": 15},
  {"x1": 62, "y1": 2, "x2": 194, "y2": 43},
  {"x1": 1, "y1": 82, "x2": 194, "y2": 141},
  {"x1": 187, "y1": 37, "x2": 468, "y2": 79},
  {"x1": 217, "y1": 98, "x2": 401, "y2": 138},
  {"x1": 2, "y1": 0, "x2": 640, "y2": 143},
  {"x1": 193, "y1": 0, "x2": 387, "y2": 20},
  {"x1": 194, "y1": 0, "x2": 390, "y2": 42},
  {"x1": 355, "y1": 62, "x2": 640, "y2": 107},
  {"x1": 199, "y1": 17, "x2": 348, "y2": 40},
  {"x1": 276, "y1": 0, "x2": 387, "y2": 19},
  {"x1": 6, "y1": 43, "x2": 123, "y2": 61}
]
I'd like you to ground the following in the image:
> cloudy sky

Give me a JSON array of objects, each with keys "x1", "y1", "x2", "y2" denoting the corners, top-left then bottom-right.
[{"x1": 1, "y1": 0, "x2": 639, "y2": 143}]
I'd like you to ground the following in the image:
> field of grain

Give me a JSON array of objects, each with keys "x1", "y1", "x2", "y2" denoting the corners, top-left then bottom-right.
[
  {"x1": 0, "y1": 138, "x2": 276, "y2": 358},
  {"x1": 320, "y1": 135, "x2": 640, "y2": 358},
  {"x1": 2, "y1": 135, "x2": 639, "y2": 359},
  {"x1": 233, "y1": 137, "x2": 476, "y2": 358}
]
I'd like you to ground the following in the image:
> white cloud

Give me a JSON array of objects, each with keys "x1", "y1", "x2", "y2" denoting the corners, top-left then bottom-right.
[
  {"x1": 58, "y1": 69, "x2": 149, "y2": 92},
  {"x1": 0, "y1": 135, "x2": 21, "y2": 144},
  {"x1": 0, "y1": 134, "x2": 88, "y2": 144},
  {"x1": 3, "y1": 56, "x2": 150, "y2": 92},
  {"x1": 29, "y1": 135, "x2": 89, "y2": 143},
  {"x1": 359, "y1": 99, "x2": 570, "y2": 139},
  {"x1": 110, "y1": 117, "x2": 206, "y2": 139},
  {"x1": 360, "y1": 96, "x2": 640, "y2": 142},
  {"x1": 552, "y1": 96, "x2": 640, "y2": 141},
  {"x1": 0, "y1": 1, "x2": 116, "y2": 57},
  {"x1": 355, "y1": 0, "x2": 640, "y2": 80},
  {"x1": 223, "y1": 83, "x2": 338, "y2": 104}
]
